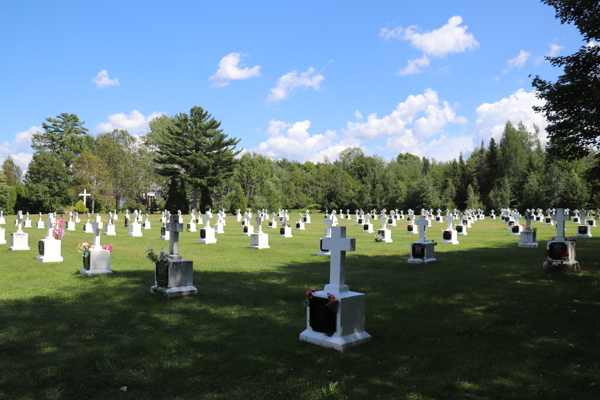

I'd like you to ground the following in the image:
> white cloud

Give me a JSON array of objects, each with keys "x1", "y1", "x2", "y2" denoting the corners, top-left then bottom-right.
[
  {"x1": 503, "y1": 50, "x2": 531, "y2": 73},
  {"x1": 536, "y1": 44, "x2": 564, "y2": 65},
  {"x1": 586, "y1": 41, "x2": 598, "y2": 48},
  {"x1": 96, "y1": 110, "x2": 165, "y2": 134},
  {"x1": 251, "y1": 119, "x2": 359, "y2": 163},
  {"x1": 397, "y1": 55, "x2": 431, "y2": 76},
  {"x1": 208, "y1": 53, "x2": 261, "y2": 88},
  {"x1": 0, "y1": 126, "x2": 43, "y2": 171},
  {"x1": 474, "y1": 88, "x2": 547, "y2": 146},
  {"x1": 344, "y1": 89, "x2": 467, "y2": 142},
  {"x1": 381, "y1": 16, "x2": 478, "y2": 75},
  {"x1": 92, "y1": 70, "x2": 120, "y2": 88},
  {"x1": 267, "y1": 67, "x2": 324, "y2": 103},
  {"x1": 423, "y1": 134, "x2": 474, "y2": 161},
  {"x1": 354, "y1": 110, "x2": 363, "y2": 120}
]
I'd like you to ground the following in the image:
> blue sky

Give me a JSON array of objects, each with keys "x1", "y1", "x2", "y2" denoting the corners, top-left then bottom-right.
[{"x1": 0, "y1": 0, "x2": 592, "y2": 171}]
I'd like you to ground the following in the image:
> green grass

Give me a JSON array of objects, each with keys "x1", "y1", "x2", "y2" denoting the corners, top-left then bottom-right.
[{"x1": 0, "y1": 214, "x2": 599, "y2": 400}]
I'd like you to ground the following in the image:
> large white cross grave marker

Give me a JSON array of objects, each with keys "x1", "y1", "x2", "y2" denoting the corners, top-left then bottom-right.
[
  {"x1": 249, "y1": 212, "x2": 270, "y2": 249},
  {"x1": 300, "y1": 226, "x2": 371, "y2": 351},
  {"x1": 8, "y1": 211, "x2": 29, "y2": 251},
  {"x1": 543, "y1": 208, "x2": 579, "y2": 272},
  {"x1": 79, "y1": 189, "x2": 91, "y2": 206},
  {"x1": 440, "y1": 212, "x2": 459, "y2": 245},
  {"x1": 80, "y1": 221, "x2": 113, "y2": 276},
  {"x1": 152, "y1": 214, "x2": 198, "y2": 298},
  {"x1": 408, "y1": 214, "x2": 437, "y2": 264}
]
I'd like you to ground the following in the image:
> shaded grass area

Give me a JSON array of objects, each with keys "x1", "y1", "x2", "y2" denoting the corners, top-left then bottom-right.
[{"x1": 0, "y1": 215, "x2": 599, "y2": 399}]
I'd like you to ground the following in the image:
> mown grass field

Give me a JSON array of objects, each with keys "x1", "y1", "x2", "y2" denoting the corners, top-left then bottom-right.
[{"x1": 0, "y1": 213, "x2": 599, "y2": 400}]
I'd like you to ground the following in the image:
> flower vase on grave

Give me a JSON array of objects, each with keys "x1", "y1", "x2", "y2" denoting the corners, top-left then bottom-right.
[
  {"x1": 128, "y1": 212, "x2": 143, "y2": 237},
  {"x1": 300, "y1": 226, "x2": 371, "y2": 351},
  {"x1": 408, "y1": 214, "x2": 437, "y2": 264},
  {"x1": 249, "y1": 213, "x2": 270, "y2": 250},
  {"x1": 152, "y1": 215, "x2": 198, "y2": 298},
  {"x1": 80, "y1": 222, "x2": 113, "y2": 276},
  {"x1": 36, "y1": 213, "x2": 63, "y2": 263},
  {"x1": 9, "y1": 212, "x2": 29, "y2": 251},
  {"x1": 518, "y1": 212, "x2": 538, "y2": 248},
  {"x1": 543, "y1": 208, "x2": 580, "y2": 272}
]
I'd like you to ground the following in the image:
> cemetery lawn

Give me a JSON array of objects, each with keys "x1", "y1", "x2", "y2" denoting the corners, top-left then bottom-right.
[{"x1": 1, "y1": 215, "x2": 599, "y2": 400}]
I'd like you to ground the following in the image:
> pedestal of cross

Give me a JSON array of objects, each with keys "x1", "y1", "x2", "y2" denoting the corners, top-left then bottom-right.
[
  {"x1": 408, "y1": 213, "x2": 437, "y2": 264},
  {"x1": 300, "y1": 225, "x2": 371, "y2": 351},
  {"x1": 9, "y1": 212, "x2": 29, "y2": 251},
  {"x1": 80, "y1": 220, "x2": 113, "y2": 275},
  {"x1": 544, "y1": 208, "x2": 580, "y2": 272},
  {"x1": 37, "y1": 213, "x2": 63, "y2": 263},
  {"x1": 249, "y1": 212, "x2": 270, "y2": 249},
  {"x1": 440, "y1": 212, "x2": 459, "y2": 245},
  {"x1": 518, "y1": 211, "x2": 538, "y2": 248}
]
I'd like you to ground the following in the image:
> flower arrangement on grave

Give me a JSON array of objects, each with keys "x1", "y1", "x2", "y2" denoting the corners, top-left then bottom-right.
[
  {"x1": 76, "y1": 242, "x2": 91, "y2": 258},
  {"x1": 146, "y1": 248, "x2": 169, "y2": 264},
  {"x1": 303, "y1": 288, "x2": 317, "y2": 307},
  {"x1": 280, "y1": 222, "x2": 289, "y2": 228},
  {"x1": 326, "y1": 293, "x2": 339, "y2": 312},
  {"x1": 374, "y1": 233, "x2": 385, "y2": 242},
  {"x1": 52, "y1": 219, "x2": 65, "y2": 240}
]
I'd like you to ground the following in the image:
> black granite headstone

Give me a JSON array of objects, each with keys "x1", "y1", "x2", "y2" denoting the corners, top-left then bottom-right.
[
  {"x1": 309, "y1": 296, "x2": 336, "y2": 336},
  {"x1": 38, "y1": 240, "x2": 45, "y2": 256},
  {"x1": 443, "y1": 231, "x2": 452, "y2": 240},
  {"x1": 155, "y1": 261, "x2": 168, "y2": 287},
  {"x1": 578, "y1": 226, "x2": 587, "y2": 234},
  {"x1": 200, "y1": 229, "x2": 206, "y2": 239},
  {"x1": 411, "y1": 243, "x2": 425, "y2": 259},
  {"x1": 549, "y1": 242, "x2": 568, "y2": 260}
]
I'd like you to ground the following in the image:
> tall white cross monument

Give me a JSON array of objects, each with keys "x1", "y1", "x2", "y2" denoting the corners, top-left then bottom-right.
[{"x1": 79, "y1": 189, "x2": 91, "y2": 207}]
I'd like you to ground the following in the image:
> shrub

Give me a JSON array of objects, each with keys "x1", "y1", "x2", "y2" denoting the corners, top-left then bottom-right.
[{"x1": 75, "y1": 200, "x2": 89, "y2": 213}]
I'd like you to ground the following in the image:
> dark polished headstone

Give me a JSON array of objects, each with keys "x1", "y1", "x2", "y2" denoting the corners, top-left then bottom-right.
[{"x1": 309, "y1": 296, "x2": 336, "y2": 337}]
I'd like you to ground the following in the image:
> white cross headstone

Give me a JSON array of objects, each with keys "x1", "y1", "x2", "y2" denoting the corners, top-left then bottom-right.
[
  {"x1": 166, "y1": 214, "x2": 184, "y2": 259},
  {"x1": 255, "y1": 212, "x2": 264, "y2": 234},
  {"x1": 444, "y1": 212, "x2": 453, "y2": 231},
  {"x1": 92, "y1": 220, "x2": 103, "y2": 248},
  {"x1": 321, "y1": 226, "x2": 356, "y2": 294},
  {"x1": 552, "y1": 208, "x2": 568, "y2": 241},
  {"x1": 415, "y1": 213, "x2": 429, "y2": 243}
]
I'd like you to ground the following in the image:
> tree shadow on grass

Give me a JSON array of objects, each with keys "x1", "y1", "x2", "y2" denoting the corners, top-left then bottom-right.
[{"x1": 0, "y1": 238, "x2": 598, "y2": 400}]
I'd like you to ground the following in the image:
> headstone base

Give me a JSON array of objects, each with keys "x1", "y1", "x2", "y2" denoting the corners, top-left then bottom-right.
[
  {"x1": 67, "y1": 221, "x2": 75, "y2": 231},
  {"x1": 242, "y1": 225, "x2": 254, "y2": 236},
  {"x1": 80, "y1": 248, "x2": 113, "y2": 275},
  {"x1": 280, "y1": 226, "x2": 292, "y2": 238},
  {"x1": 544, "y1": 219, "x2": 554, "y2": 226},
  {"x1": 295, "y1": 222, "x2": 305, "y2": 230},
  {"x1": 518, "y1": 230, "x2": 538, "y2": 248},
  {"x1": 83, "y1": 223, "x2": 93, "y2": 233},
  {"x1": 8, "y1": 232, "x2": 29, "y2": 251},
  {"x1": 197, "y1": 227, "x2": 217, "y2": 244},
  {"x1": 316, "y1": 238, "x2": 331, "y2": 256},
  {"x1": 576, "y1": 225, "x2": 592, "y2": 238},
  {"x1": 144, "y1": 221, "x2": 152, "y2": 230},
  {"x1": 0, "y1": 217, "x2": 5, "y2": 224},
  {"x1": 213, "y1": 223, "x2": 224, "y2": 234},
  {"x1": 36, "y1": 221, "x2": 44, "y2": 229},
  {"x1": 268, "y1": 221, "x2": 277, "y2": 228},
  {"x1": 586, "y1": 220, "x2": 596, "y2": 227},
  {"x1": 491, "y1": 215, "x2": 496, "y2": 219},
  {"x1": 509, "y1": 225, "x2": 524, "y2": 235},
  {"x1": 405, "y1": 226, "x2": 418, "y2": 234},
  {"x1": 159, "y1": 229, "x2": 170, "y2": 241},
  {"x1": 104, "y1": 224, "x2": 116, "y2": 236},
  {"x1": 440, "y1": 230, "x2": 459, "y2": 245},
  {"x1": 36, "y1": 238, "x2": 63, "y2": 263},
  {"x1": 151, "y1": 259, "x2": 197, "y2": 298},
  {"x1": 187, "y1": 223, "x2": 196, "y2": 232},
  {"x1": 128, "y1": 223, "x2": 143, "y2": 237},
  {"x1": 408, "y1": 242, "x2": 436, "y2": 264},
  {"x1": 249, "y1": 232, "x2": 270, "y2": 249},
  {"x1": 543, "y1": 240, "x2": 579, "y2": 272},
  {"x1": 300, "y1": 291, "x2": 371, "y2": 352},
  {"x1": 361, "y1": 223, "x2": 373, "y2": 233},
  {"x1": 377, "y1": 228, "x2": 392, "y2": 243},
  {"x1": 0, "y1": 227, "x2": 5, "y2": 244}
]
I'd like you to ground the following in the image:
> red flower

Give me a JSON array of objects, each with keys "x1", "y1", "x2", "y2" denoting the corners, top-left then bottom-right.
[{"x1": 544, "y1": 250, "x2": 550, "y2": 256}]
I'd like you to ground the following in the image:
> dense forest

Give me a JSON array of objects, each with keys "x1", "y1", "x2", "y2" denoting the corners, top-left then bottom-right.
[{"x1": 0, "y1": 111, "x2": 598, "y2": 216}]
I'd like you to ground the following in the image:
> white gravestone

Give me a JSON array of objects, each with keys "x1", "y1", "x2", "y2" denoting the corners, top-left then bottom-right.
[
  {"x1": 376, "y1": 212, "x2": 392, "y2": 243},
  {"x1": 9, "y1": 212, "x2": 29, "y2": 251},
  {"x1": 83, "y1": 213, "x2": 93, "y2": 233},
  {"x1": 187, "y1": 213, "x2": 197, "y2": 232},
  {"x1": 490, "y1": 209, "x2": 496, "y2": 219},
  {"x1": 212, "y1": 211, "x2": 225, "y2": 234},
  {"x1": 361, "y1": 212, "x2": 373, "y2": 233},
  {"x1": 36, "y1": 212, "x2": 44, "y2": 229},
  {"x1": 80, "y1": 221, "x2": 113, "y2": 276},
  {"x1": 159, "y1": 213, "x2": 170, "y2": 241},
  {"x1": 0, "y1": 223, "x2": 5, "y2": 245},
  {"x1": 75, "y1": 211, "x2": 81, "y2": 223},
  {"x1": 405, "y1": 216, "x2": 418, "y2": 235},
  {"x1": 456, "y1": 214, "x2": 468, "y2": 236},
  {"x1": 509, "y1": 213, "x2": 523, "y2": 235},
  {"x1": 518, "y1": 211, "x2": 538, "y2": 248},
  {"x1": 36, "y1": 213, "x2": 64, "y2": 263},
  {"x1": 128, "y1": 211, "x2": 143, "y2": 237},
  {"x1": 280, "y1": 214, "x2": 292, "y2": 238},
  {"x1": 249, "y1": 212, "x2": 270, "y2": 250},
  {"x1": 300, "y1": 226, "x2": 371, "y2": 352},
  {"x1": 236, "y1": 209, "x2": 242, "y2": 222},
  {"x1": 268, "y1": 212, "x2": 277, "y2": 228},
  {"x1": 23, "y1": 212, "x2": 32, "y2": 228},
  {"x1": 241, "y1": 212, "x2": 254, "y2": 235},
  {"x1": 0, "y1": 210, "x2": 5, "y2": 225},
  {"x1": 303, "y1": 210, "x2": 311, "y2": 224},
  {"x1": 387, "y1": 211, "x2": 397, "y2": 227},
  {"x1": 295, "y1": 213, "x2": 305, "y2": 230},
  {"x1": 152, "y1": 215, "x2": 198, "y2": 298},
  {"x1": 66, "y1": 212, "x2": 76, "y2": 231},
  {"x1": 576, "y1": 211, "x2": 592, "y2": 238},
  {"x1": 572, "y1": 210, "x2": 580, "y2": 224},
  {"x1": 440, "y1": 212, "x2": 459, "y2": 245},
  {"x1": 584, "y1": 211, "x2": 596, "y2": 228},
  {"x1": 143, "y1": 213, "x2": 152, "y2": 230},
  {"x1": 104, "y1": 212, "x2": 116, "y2": 236},
  {"x1": 197, "y1": 212, "x2": 217, "y2": 244},
  {"x1": 543, "y1": 208, "x2": 579, "y2": 272},
  {"x1": 317, "y1": 215, "x2": 335, "y2": 256},
  {"x1": 408, "y1": 214, "x2": 437, "y2": 264},
  {"x1": 113, "y1": 209, "x2": 119, "y2": 221}
]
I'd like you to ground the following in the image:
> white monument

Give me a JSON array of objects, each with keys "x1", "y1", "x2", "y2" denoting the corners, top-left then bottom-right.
[
  {"x1": 300, "y1": 226, "x2": 371, "y2": 351},
  {"x1": 128, "y1": 210, "x2": 143, "y2": 237},
  {"x1": 408, "y1": 213, "x2": 437, "y2": 264},
  {"x1": 36, "y1": 212, "x2": 44, "y2": 229},
  {"x1": 36, "y1": 213, "x2": 64, "y2": 263},
  {"x1": 440, "y1": 212, "x2": 459, "y2": 245},
  {"x1": 80, "y1": 221, "x2": 113, "y2": 276},
  {"x1": 376, "y1": 212, "x2": 392, "y2": 243},
  {"x1": 249, "y1": 212, "x2": 270, "y2": 250},
  {"x1": 8, "y1": 212, "x2": 29, "y2": 251},
  {"x1": 518, "y1": 211, "x2": 538, "y2": 248},
  {"x1": 543, "y1": 208, "x2": 579, "y2": 272}
]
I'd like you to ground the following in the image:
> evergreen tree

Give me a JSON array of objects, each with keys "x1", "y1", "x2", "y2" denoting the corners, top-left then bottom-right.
[
  {"x1": 152, "y1": 106, "x2": 242, "y2": 212},
  {"x1": 2, "y1": 156, "x2": 22, "y2": 186},
  {"x1": 164, "y1": 177, "x2": 189, "y2": 214},
  {"x1": 228, "y1": 182, "x2": 248, "y2": 214},
  {"x1": 466, "y1": 184, "x2": 483, "y2": 210},
  {"x1": 0, "y1": 172, "x2": 9, "y2": 211}
]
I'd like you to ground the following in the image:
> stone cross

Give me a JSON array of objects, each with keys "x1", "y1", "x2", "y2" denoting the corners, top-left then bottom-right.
[
  {"x1": 133, "y1": 210, "x2": 138, "y2": 221},
  {"x1": 552, "y1": 208, "x2": 568, "y2": 241},
  {"x1": 322, "y1": 226, "x2": 356, "y2": 294},
  {"x1": 255, "y1": 212, "x2": 265, "y2": 233},
  {"x1": 324, "y1": 214, "x2": 335, "y2": 237},
  {"x1": 166, "y1": 214, "x2": 184, "y2": 259},
  {"x1": 379, "y1": 212, "x2": 387, "y2": 230},
  {"x1": 16, "y1": 211, "x2": 23, "y2": 232},
  {"x1": 444, "y1": 212, "x2": 453, "y2": 231},
  {"x1": 46, "y1": 213, "x2": 55, "y2": 238},
  {"x1": 92, "y1": 220, "x2": 104, "y2": 249},
  {"x1": 79, "y1": 189, "x2": 91, "y2": 206},
  {"x1": 524, "y1": 211, "x2": 534, "y2": 230},
  {"x1": 416, "y1": 213, "x2": 429, "y2": 242}
]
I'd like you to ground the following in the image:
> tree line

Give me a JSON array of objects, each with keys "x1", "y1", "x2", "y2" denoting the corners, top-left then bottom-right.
[{"x1": 0, "y1": 109, "x2": 598, "y2": 215}]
